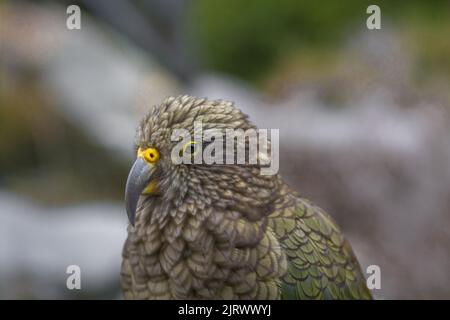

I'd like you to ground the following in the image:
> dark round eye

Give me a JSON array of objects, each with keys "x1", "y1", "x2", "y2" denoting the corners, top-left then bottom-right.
[
  {"x1": 188, "y1": 143, "x2": 198, "y2": 155},
  {"x1": 139, "y1": 147, "x2": 159, "y2": 163},
  {"x1": 182, "y1": 141, "x2": 198, "y2": 156}
]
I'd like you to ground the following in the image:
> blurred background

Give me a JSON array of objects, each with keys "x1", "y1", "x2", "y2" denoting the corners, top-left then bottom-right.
[{"x1": 1, "y1": 0, "x2": 450, "y2": 299}]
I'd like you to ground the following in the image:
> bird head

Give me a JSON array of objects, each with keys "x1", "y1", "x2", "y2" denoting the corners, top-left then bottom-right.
[{"x1": 125, "y1": 95, "x2": 279, "y2": 226}]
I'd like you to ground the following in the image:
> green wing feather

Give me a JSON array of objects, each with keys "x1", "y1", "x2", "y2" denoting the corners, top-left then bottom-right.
[{"x1": 268, "y1": 193, "x2": 372, "y2": 300}]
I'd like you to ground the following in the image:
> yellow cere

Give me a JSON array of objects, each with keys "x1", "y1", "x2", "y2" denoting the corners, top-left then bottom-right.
[
  {"x1": 137, "y1": 147, "x2": 159, "y2": 195},
  {"x1": 142, "y1": 179, "x2": 157, "y2": 195},
  {"x1": 137, "y1": 147, "x2": 160, "y2": 164}
]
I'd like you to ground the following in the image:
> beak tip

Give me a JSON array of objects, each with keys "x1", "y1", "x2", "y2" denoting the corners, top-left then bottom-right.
[
  {"x1": 129, "y1": 215, "x2": 135, "y2": 227},
  {"x1": 125, "y1": 157, "x2": 152, "y2": 228},
  {"x1": 125, "y1": 204, "x2": 137, "y2": 227}
]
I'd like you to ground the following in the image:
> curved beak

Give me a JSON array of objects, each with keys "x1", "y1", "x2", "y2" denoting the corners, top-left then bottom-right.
[{"x1": 124, "y1": 157, "x2": 154, "y2": 226}]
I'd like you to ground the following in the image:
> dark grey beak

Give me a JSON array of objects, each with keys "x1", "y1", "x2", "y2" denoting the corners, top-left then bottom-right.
[{"x1": 125, "y1": 157, "x2": 153, "y2": 226}]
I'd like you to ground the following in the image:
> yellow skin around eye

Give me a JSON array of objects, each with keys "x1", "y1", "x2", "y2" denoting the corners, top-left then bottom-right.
[
  {"x1": 137, "y1": 147, "x2": 159, "y2": 194},
  {"x1": 182, "y1": 141, "x2": 198, "y2": 156},
  {"x1": 137, "y1": 147, "x2": 160, "y2": 164}
]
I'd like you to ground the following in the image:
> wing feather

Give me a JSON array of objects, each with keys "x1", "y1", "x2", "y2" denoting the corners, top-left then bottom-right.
[{"x1": 269, "y1": 195, "x2": 372, "y2": 300}]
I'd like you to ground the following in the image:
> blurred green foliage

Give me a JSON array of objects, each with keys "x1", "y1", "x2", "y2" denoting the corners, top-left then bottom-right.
[
  {"x1": 0, "y1": 79, "x2": 127, "y2": 204},
  {"x1": 189, "y1": 0, "x2": 450, "y2": 83}
]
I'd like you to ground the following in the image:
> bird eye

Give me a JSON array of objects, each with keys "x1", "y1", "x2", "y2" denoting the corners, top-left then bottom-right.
[
  {"x1": 182, "y1": 141, "x2": 198, "y2": 156},
  {"x1": 138, "y1": 147, "x2": 160, "y2": 163}
]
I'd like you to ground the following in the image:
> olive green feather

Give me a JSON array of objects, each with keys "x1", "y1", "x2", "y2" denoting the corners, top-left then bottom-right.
[
  {"x1": 121, "y1": 95, "x2": 373, "y2": 300},
  {"x1": 268, "y1": 190, "x2": 372, "y2": 300}
]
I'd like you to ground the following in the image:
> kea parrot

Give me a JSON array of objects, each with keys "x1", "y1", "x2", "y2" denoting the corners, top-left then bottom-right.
[{"x1": 122, "y1": 95, "x2": 372, "y2": 300}]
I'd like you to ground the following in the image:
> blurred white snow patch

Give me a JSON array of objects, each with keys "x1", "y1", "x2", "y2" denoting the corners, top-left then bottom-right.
[
  {"x1": 0, "y1": 2, "x2": 181, "y2": 160},
  {"x1": 0, "y1": 191, "x2": 127, "y2": 299},
  {"x1": 191, "y1": 74, "x2": 427, "y2": 156}
]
